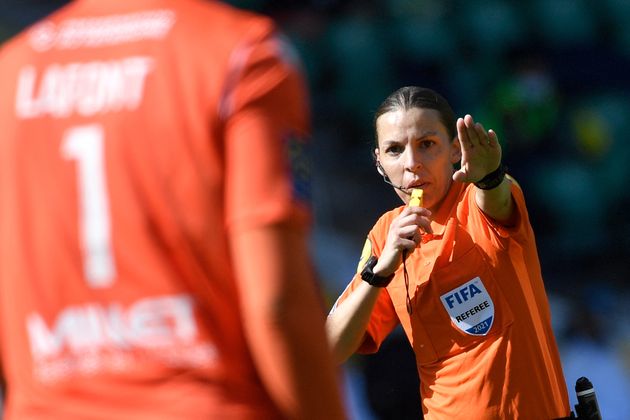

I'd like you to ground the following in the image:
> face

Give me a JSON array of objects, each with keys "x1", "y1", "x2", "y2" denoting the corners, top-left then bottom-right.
[{"x1": 375, "y1": 107, "x2": 461, "y2": 210}]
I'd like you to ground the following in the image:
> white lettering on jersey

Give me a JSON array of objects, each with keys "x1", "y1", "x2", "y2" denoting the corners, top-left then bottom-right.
[
  {"x1": 15, "y1": 56, "x2": 154, "y2": 119},
  {"x1": 27, "y1": 294, "x2": 198, "y2": 360},
  {"x1": 440, "y1": 277, "x2": 495, "y2": 336},
  {"x1": 29, "y1": 10, "x2": 175, "y2": 52}
]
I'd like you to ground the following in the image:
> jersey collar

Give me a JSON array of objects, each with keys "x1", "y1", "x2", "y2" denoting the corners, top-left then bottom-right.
[{"x1": 424, "y1": 181, "x2": 465, "y2": 240}]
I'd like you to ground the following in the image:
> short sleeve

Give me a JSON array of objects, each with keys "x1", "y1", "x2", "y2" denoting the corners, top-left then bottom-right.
[
  {"x1": 329, "y1": 230, "x2": 401, "y2": 354},
  {"x1": 223, "y1": 22, "x2": 311, "y2": 233},
  {"x1": 470, "y1": 178, "x2": 532, "y2": 244}
]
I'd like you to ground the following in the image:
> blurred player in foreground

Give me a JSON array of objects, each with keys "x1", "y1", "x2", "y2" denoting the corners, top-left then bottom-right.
[
  {"x1": 0, "y1": 0, "x2": 346, "y2": 418},
  {"x1": 327, "y1": 86, "x2": 571, "y2": 419}
]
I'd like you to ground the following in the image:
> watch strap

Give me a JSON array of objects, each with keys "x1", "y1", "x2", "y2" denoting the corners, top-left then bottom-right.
[
  {"x1": 474, "y1": 163, "x2": 507, "y2": 190},
  {"x1": 360, "y1": 256, "x2": 394, "y2": 287}
]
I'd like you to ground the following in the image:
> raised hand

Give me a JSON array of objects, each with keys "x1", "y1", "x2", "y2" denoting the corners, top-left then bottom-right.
[{"x1": 452, "y1": 114, "x2": 502, "y2": 184}]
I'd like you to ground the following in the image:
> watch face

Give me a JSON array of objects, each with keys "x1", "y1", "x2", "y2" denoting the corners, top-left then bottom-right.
[
  {"x1": 359, "y1": 255, "x2": 393, "y2": 287},
  {"x1": 361, "y1": 256, "x2": 377, "y2": 278},
  {"x1": 361, "y1": 255, "x2": 391, "y2": 286}
]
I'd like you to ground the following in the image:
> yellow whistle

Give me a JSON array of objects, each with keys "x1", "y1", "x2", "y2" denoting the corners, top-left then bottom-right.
[{"x1": 409, "y1": 188, "x2": 423, "y2": 207}]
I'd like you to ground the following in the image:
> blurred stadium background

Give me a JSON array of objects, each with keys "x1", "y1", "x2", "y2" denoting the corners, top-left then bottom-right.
[{"x1": 2, "y1": 0, "x2": 630, "y2": 418}]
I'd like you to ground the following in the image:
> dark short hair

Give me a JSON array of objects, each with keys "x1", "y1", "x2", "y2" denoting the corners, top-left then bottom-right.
[{"x1": 373, "y1": 86, "x2": 456, "y2": 148}]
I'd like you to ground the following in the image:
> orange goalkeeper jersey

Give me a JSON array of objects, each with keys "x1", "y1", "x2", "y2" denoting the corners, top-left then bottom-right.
[{"x1": 0, "y1": 0, "x2": 313, "y2": 418}]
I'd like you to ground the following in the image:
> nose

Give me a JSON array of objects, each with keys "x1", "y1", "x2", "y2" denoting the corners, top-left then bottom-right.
[{"x1": 403, "y1": 145, "x2": 422, "y2": 172}]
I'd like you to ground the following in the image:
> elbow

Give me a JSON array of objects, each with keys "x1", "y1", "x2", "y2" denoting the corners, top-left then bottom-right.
[{"x1": 325, "y1": 315, "x2": 358, "y2": 365}]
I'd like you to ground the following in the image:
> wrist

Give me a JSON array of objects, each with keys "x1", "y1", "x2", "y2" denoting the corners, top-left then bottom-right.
[
  {"x1": 360, "y1": 256, "x2": 394, "y2": 287},
  {"x1": 474, "y1": 163, "x2": 506, "y2": 190}
]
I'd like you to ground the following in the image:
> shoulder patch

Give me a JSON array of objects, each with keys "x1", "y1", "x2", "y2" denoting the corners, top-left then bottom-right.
[
  {"x1": 356, "y1": 237, "x2": 373, "y2": 273},
  {"x1": 285, "y1": 133, "x2": 311, "y2": 205}
]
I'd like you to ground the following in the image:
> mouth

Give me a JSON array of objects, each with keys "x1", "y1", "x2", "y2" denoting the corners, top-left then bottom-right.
[{"x1": 405, "y1": 182, "x2": 428, "y2": 193}]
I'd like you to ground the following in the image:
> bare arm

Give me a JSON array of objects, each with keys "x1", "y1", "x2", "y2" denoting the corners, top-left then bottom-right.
[
  {"x1": 326, "y1": 281, "x2": 382, "y2": 364},
  {"x1": 231, "y1": 222, "x2": 346, "y2": 420},
  {"x1": 327, "y1": 207, "x2": 432, "y2": 364},
  {"x1": 475, "y1": 176, "x2": 514, "y2": 224}
]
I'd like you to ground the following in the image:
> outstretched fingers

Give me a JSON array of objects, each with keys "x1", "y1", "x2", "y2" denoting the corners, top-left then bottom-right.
[
  {"x1": 488, "y1": 129, "x2": 499, "y2": 148},
  {"x1": 458, "y1": 114, "x2": 489, "y2": 149},
  {"x1": 457, "y1": 117, "x2": 472, "y2": 150},
  {"x1": 454, "y1": 115, "x2": 502, "y2": 183},
  {"x1": 465, "y1": 115, "x2": 484, "y2": 147}
]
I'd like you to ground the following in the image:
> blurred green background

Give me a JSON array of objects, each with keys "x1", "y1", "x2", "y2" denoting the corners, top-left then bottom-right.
[{"x1": 2, "y1": 1, "x2": 630, "y2": 418}]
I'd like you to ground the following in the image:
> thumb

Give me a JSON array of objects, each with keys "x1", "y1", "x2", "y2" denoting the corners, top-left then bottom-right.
[{"x1": 452, "y1": 168, "x2": 467, "y2": 182}]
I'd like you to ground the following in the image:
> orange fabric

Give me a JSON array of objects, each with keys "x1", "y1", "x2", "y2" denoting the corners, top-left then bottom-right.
[
  {"x1": 232, "y1": 225, "x2": 345, "y2": 420},
  {"x1": 334, "y1": 181, "x2": 571, "y2": 419},
  {"x1": 0, "y1": 0, "x2": 313, "y2": 418}
]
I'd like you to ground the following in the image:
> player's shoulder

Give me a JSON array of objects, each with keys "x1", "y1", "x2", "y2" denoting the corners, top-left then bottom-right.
[
  {"x1": 174, "y1": 0, "x2": 275, "y2": 40},
  {"x1": 0, "y1": 1, "x2": 74, "y2": 62}
]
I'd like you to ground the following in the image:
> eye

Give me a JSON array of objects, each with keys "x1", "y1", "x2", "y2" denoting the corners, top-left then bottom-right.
[
  {"x1": 418, "y1": 139, "x2": 435, "y2": 149},
  {"x1": 385, "y1": 144, "x2": 404, "y2": 155}
]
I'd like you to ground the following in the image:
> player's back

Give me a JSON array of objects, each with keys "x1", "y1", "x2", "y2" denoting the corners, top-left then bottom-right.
[{"x1": 0, "y1": 0, "x2": 299, "y2": 418}]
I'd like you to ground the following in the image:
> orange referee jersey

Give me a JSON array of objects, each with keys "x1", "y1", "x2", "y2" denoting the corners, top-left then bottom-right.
[
  {"x1": 0, "y1": 0, "x2": 313, "y2": 418},
  {"x1": 333, "y1": 181, "x2": 571, "y2": 419}
]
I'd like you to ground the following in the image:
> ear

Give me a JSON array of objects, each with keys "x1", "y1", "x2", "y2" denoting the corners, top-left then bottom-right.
[
  {"x1": 376, "y1": 161, "x2": 385, "y2": 176},
  {"x1": 374, "y1": 149, "x2": 385, "y2": 176},
  {"x1": 450, "y1": 136, "x2": 462, "y2": 164}
]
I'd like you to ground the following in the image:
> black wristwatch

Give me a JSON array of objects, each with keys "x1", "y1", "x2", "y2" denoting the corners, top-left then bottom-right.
[
  {"x1": 474, "y1": 163, "x2": 507, "y2": 190},
  {"x1": 360, "y1": 256, "x2": 394, "y2": 287}
]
